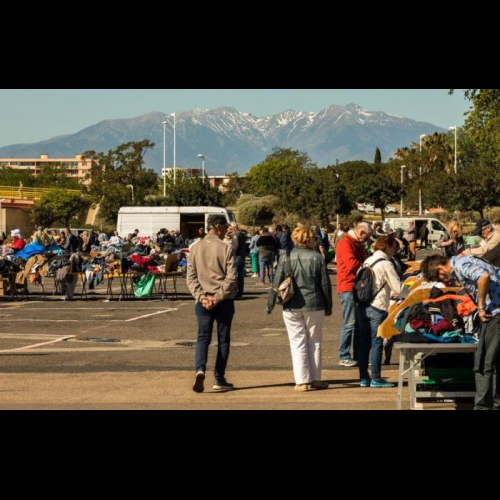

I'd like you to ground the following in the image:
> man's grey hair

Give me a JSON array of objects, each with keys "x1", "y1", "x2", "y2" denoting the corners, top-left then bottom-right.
[{"x1": 355, "y1": 222, "x2": 373, "y2": 236}]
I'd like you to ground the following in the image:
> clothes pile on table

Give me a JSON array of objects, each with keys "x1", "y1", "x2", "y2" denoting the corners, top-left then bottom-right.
[{"x1": 393, "y1": 288, "x2": 480, "y2": 344}]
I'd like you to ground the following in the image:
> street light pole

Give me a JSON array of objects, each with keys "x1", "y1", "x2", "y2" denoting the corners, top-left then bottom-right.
[
  {"x1": 449, "y1": 126, "x2": 458, "y2": 174},
  {"x1": 172, "y1": 112, "x2": 177, "y2": 186},
  {"x1": 163, "y1": 121, "x2": 168, "y2": 197},
  {"x1": 126, "y1": 185, "x2": 135, "y2": 204},
  {"x1": 198, "y1": 154, "x2": 206, "y2": 182},
  {"x1": 419, "y1": 134, "x2": 427, "y2": 216},
  {"x1": 400, "y1": 166, "x2": 406, "y2": 218}
]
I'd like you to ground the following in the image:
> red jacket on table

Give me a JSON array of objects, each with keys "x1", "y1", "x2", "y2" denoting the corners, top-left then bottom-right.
[
  {"x1": 336, "y1": 232, "x2": 366, "y2": 294},
  {"x1": 11, "y1": 237, "x2": 26, "y2": 252}
]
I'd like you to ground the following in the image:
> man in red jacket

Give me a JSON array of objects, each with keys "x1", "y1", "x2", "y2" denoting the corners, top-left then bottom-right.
[{"x1": 336, "y1": 222, "x2": 372, "y2": 367}]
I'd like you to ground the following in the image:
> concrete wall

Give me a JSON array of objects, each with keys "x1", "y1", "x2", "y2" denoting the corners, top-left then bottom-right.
[{"x1": 0, "y1": 207, "x2": 34, "y2": 239}]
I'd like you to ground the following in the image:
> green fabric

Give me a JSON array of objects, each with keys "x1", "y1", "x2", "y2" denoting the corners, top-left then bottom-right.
[
  {"x1": 464, "y1": 236, "x2": 481, "y2": 246},
  {"x1": 134, "y1": 274, "x2": 156, "y2": 298},
  {"x1": 426, "y1": 367, "x2": 476, "y2": 383},
  {"x1": 326, "y1": 249, "x2": 336, "y2": 265}
]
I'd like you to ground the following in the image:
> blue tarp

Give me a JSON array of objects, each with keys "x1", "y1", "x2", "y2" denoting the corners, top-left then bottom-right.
[{"x1": 15, "y1": 244, "x2": 46, "y2": 261}]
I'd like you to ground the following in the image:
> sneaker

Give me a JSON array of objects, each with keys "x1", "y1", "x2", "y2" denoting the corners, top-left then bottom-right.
[
  {"x1": 371, "y1": 379, "x2": 396, "y2": 389},
  {"x1": 193, "y1": 371, "x2": 206, "y2": 394},
  {"x1": 294, "y1": 384, "x2": 310, "y2": 393},
  {"x1": 360, "y1": 379, "x2": 371, "y2": 388},
  {"x1": 252, "y1": 274, "x2": 259, "y2": 278},
  {"x1": 213, "y1": 379, "x2": 235, "y2": 392},
  {"x1": 311, "y1": 381, "x2": 329, "y2": 391},
  {"x1": 339, "y1": 359, "x2": 358, "y2": 368}
]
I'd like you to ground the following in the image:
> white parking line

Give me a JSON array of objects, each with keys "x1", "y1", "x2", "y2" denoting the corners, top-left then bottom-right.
[
  {"x1": 122, "y1": 309, "x2": 177, "y2": 322},
  {"x1": 0, "y1": 308, "x2": 177, "y2": 324}
]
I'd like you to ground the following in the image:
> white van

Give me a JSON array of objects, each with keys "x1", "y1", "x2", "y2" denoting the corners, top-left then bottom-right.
[
  {"x1": 358, "y1": 204, "x2": 398, "y2": 215},
  {"x1": 117, "y1": 207, "x2": 237, "y2": 240},
  {"x1": 384, "y1": 217, "x2": 449, "y2": 244}
]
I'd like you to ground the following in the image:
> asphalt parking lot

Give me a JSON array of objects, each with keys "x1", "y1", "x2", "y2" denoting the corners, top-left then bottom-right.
[{"x1": 0, "y1": 271, "x2": 411, "y2": 410}]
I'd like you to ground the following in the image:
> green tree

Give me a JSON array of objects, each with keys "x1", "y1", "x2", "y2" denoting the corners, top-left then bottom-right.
[
  {"x1": 237, "y1": 196, "x2": 280, "y2": 226},
  {"x1": 148, "y1": 171, "x2": 224, "y2": 207},
  {"x1": 32, "y1": 190, "x2": 91, "y2": 227},
  {"x1": 82, "y1": 141, "x2": 159, "y2": 224},
  {"x1": 451, "y1": 89, "x2": 500, "y2": 164},
  {"x1": 0, "y1": 167, "x2": 36, "y2": 187},
  {"x1": 222, "y1": 172, "x2": 252, "y2": 206},
  {"x1": 34, "y1": 164, "x2": 81, "y2": 189},
  {"x1": 336, "y1": 161, "x2": 400, "y2": 220},
  {"x1": 374, "y1": 147, "x2": 383, "y2": 165},
  {"x1": 305, "y1": 167, "x2": 354, "y2": 225},
  {"x1": 248, "y1": 148, "x2": 315, "y2": 216}
]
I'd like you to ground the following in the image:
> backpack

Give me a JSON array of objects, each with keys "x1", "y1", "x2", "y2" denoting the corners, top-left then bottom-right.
[{"x1": 353, "y1": 259, "x2": 387, "y2": 306}]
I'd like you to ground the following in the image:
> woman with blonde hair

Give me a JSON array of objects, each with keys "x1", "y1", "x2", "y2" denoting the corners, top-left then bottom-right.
[
  {"x1": 438, "y1": 222, "x2": 466, "y2": 257},
  {"x1": 266, "y1": 224, "x2": 333, "y2": 392}
]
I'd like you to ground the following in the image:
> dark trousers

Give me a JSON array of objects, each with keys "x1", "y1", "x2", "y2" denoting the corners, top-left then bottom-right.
[
  {"x1": 195, "y1": 300, "x2": 235, "y2": 382},
  {"x1": 235, "y1": 257, "x2": 246, "y2": 299},
  {"x1": 475, "y1": 315, "x2": 500, "y2": 410}
]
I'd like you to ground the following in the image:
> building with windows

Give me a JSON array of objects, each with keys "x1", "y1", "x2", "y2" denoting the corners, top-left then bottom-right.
[{"x1": 0, "y1": 154, "x2": 96, "y2": 180}]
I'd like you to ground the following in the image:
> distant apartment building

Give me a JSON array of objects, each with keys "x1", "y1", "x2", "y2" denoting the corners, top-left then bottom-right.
[
  {"x1": 162, "y1": 168, "x2": 233, "y2": 190},
  {"x1": 0, "y1": 154, "x2": 96, "y2": 180}
]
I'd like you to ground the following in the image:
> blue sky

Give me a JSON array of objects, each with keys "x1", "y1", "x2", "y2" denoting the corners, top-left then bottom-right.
[{"x1": 0, "y1": 89, "x2": 470, "y2": 148}]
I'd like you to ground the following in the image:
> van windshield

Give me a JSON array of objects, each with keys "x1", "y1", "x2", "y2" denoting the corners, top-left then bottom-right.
[
  {"x1": 431, "y1": 221, "x2": 446, "y2": 232},
  {"x1": 227, "y1": 211, "x2": 237, "y2": 223}
]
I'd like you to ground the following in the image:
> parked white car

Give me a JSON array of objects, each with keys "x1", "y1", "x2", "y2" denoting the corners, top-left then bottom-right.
[{"x1": 357, "y1": 204, "x2": 398, "y2": 215}]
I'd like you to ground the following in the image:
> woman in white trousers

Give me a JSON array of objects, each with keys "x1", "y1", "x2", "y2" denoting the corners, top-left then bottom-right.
[{"x1": 266, "y1": 225, "x2": 333, "y2": 392}]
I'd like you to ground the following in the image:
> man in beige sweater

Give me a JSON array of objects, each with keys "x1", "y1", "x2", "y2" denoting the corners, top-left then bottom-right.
[
  {"x1": 464, "y1": 220, "x2": 500, "y2": 267},
  {"x1": 187, "y1": 215, "x2": 238, "y2": 394}
]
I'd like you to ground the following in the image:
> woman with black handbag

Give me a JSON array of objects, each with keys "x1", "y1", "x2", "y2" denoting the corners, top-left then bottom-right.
[{"x1": 266, "y1": 225, "x2": 333, "y2": 392}]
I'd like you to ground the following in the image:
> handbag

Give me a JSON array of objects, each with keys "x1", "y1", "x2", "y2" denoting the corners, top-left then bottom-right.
[{"x1": 276, "y1": 253, "x2": 295, "y2": 306}]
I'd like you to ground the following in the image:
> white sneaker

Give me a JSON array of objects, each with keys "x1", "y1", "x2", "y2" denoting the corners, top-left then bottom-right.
[{"x1": 339, "y1": 359, "x2": 358, "y2": 368}]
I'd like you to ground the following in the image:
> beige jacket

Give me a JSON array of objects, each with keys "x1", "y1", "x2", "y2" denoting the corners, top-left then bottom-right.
[
  {"x1": 187, "y1": 234, "x2": 237, "y2": 303},
  {"x1": 466, "y1": 230, "x2": 500, "y2": 267}
]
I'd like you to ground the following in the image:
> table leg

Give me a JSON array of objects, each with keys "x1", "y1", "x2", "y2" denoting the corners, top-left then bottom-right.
[
  {"x1": 409, "y1": 351, "x2": 416, "y2": 411},
  {"x1": 398, "y1": 348, "x2": 405, "y2": 411}
]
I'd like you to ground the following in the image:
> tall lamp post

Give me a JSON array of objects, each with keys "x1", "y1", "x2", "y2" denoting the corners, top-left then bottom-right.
[
  {"x1": 449, "y1": 125, "x2": 458, "y2": 174},
  {"x1": 419, "y1": 134, "x2": 427, "y2": 216},
  {"x1": 400, "y1": 165, "x2": 406, "y2": 218},
  {"x1": 198, "y1": 154, "x2": 206, "y2": 182},
  {"x1": 172, "y1": 112, "x2": 177, "y2": 185},
  {"x1": 163, "y1": 121, "x2": 168, "y2": 197},
  {"x1": 126, "y1": 185, "x2": 135, "y2": 204}
]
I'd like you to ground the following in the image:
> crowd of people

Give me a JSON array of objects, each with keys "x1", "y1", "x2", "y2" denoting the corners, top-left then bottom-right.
[
  {"x1": 2, "y1": 214, "x2": 499, "y2": 409},
  {"x1": 188, "y1": 216, "x2": 500, "y2": 410}
]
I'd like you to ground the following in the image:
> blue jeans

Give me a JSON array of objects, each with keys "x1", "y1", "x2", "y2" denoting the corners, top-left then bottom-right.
[
  {"x1": 260, "y1": 254, "x2": 275, "y2": 284},
  {"x1": 339, "y1": 292, "x2": 357, "y2": 361},
  {"x1": 195, "y1": 300, "x2": 235, "y2": 382},
  {"x1": 356, "y1": 305, "x2": 388, "y2": 381},
  {"x1": 235, "y1": 257, "x2": 246, "y2": 298}
]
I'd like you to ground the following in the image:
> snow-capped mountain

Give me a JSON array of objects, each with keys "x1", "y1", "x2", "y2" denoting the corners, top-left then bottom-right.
[{"x1": 0, "y1": 104, "x2": 444, "y2": 174}]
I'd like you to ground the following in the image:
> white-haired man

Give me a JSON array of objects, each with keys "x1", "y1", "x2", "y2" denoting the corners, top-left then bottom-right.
[{"x1": 463, "y1": 220, "x2": 500, "y2": 267}]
